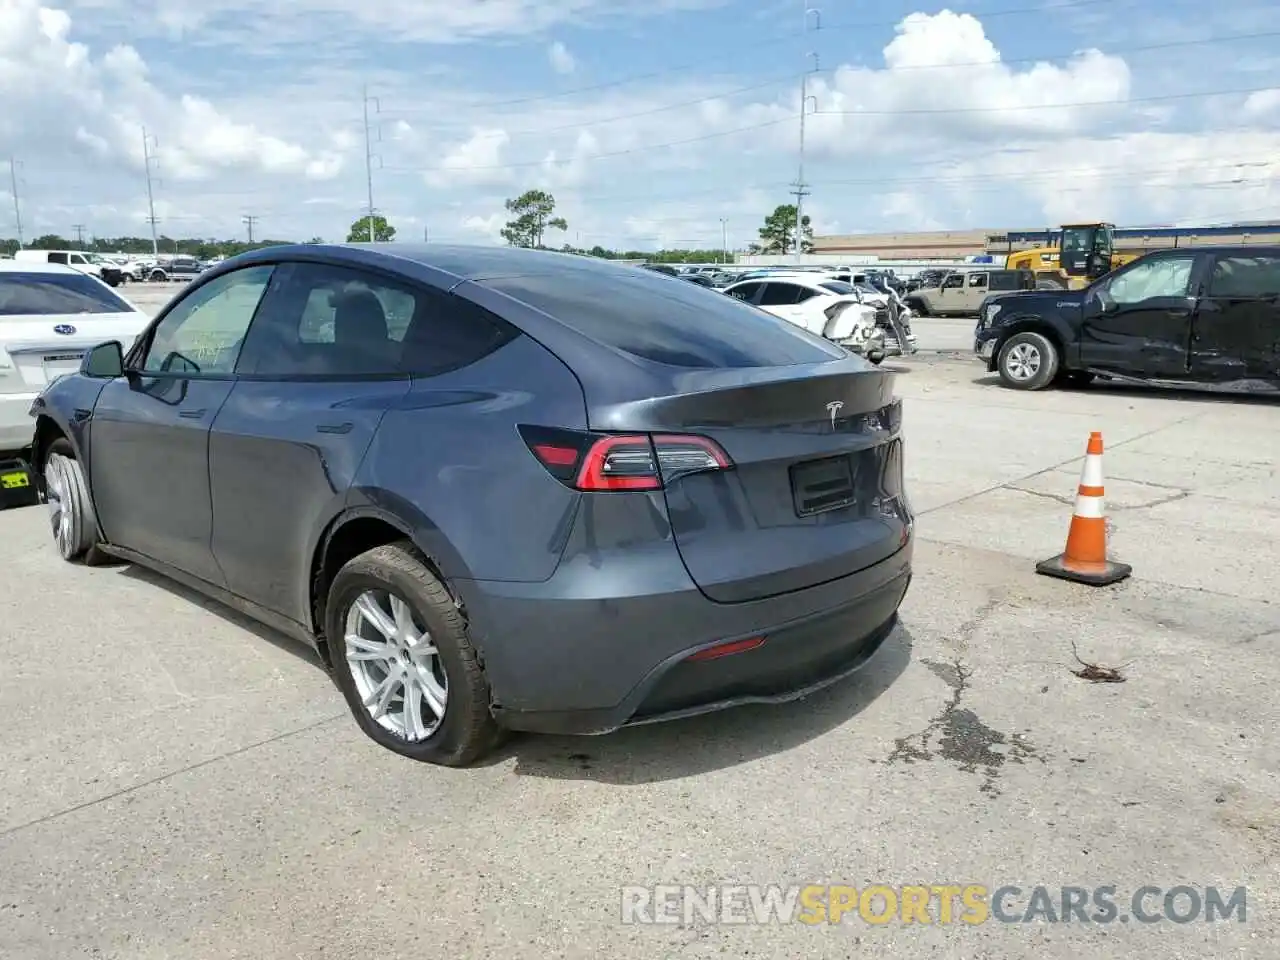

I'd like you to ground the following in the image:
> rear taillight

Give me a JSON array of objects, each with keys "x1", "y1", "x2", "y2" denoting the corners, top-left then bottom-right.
[{"x1": 519, "y1": 425, "x2": 731, "y2": 492}]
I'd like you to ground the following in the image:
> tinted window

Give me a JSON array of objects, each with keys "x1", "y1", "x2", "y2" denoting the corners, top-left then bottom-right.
[
  {"x1": 1208, "y1": 256, "x2": 1280, "y2": 297},
  {"x1": 1107, "y1": 256, "x2": 1195, "y2": 305},
  {"x1": 726, "y1": 282, "x2": 761, "y2": 301},
  {"x1": 484, "y1": 269, "x2": 842, "y2": 368},
  {"x1": 820, "y1": 280, "x2": 855, "y2": 295},
  {"x1": 0, "y1": 272, "x2": 133, "y2": 315},
  {"x1": 968, "y1": 273, "x2": 988, "y2": 287},
  {"x1": 989, "y1": 273, "x2": 1016, "y2": 291},
  {"x1": 236, "y1": 262, "x2": 517, "y2": 378},
  {"x1": 46, "y1": 252, "x2": 68, "y2": 264},
  {"x1": 143, "y1": 266, "x2": 273, "y2": 375},
  {"x1": 759, "y1": 283, "x2": 806, "y2": 306},
  {"x1": 942, "y1": 274, "x2": 963, "y2": 289}
]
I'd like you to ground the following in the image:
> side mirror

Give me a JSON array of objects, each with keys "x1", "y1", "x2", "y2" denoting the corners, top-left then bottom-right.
[{"x1": 81, "y1": 340, "x2": 125, "y2": 378}]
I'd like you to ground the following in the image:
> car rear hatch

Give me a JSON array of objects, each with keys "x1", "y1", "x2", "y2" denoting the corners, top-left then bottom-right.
[
  {"x1": 0, "y1": 314, "x2": 145, "y2": 391},
  {"x1": 591, "y1": 362, "x2": 909, "y2": 603}
]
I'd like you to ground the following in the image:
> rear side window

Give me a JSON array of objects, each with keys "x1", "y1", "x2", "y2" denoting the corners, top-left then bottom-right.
[
  {"x1": 0, "y1": 272, "x2": 133, "y2": 315},
  {"x1": 484, "y1": 269, "x2": 844, "y2": 369},
  {"x1": 759, "y1": 283, "x2": 807, "y2": 306},
  {"x1": 236, "y1": 262, "x2": 518, "y2": 378},
  {"x1": 726, "y1": 282, "x2": 761, "y2": 301},
  {"x1": 989, "y1": 273, "x2": 1016, "y2": 291},
  {"x1": 1208, "y1": 256, "x2": 1280, "y2": 297},
  {"x1": 820, "y1": 280, "x2": 855, "y2": 295}
]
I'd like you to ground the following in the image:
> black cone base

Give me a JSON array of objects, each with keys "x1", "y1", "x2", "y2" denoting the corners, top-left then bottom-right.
[{"x1": 1036, "y1": 553, "x2": 1132, "y2": 586}]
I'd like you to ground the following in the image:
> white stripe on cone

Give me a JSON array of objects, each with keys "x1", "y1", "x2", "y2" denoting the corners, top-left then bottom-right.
[
  {"x1": 1081, "y1": 452, "x2": 1104, "y2": 488},
  {"x1": 1073, "y1": 493, "x2": 1105, "y2": 519}
]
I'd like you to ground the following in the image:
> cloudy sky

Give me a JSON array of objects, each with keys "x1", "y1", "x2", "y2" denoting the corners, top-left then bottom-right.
[{"x1": 1, "y1": 0, "x2": 1278, "y2": 250}]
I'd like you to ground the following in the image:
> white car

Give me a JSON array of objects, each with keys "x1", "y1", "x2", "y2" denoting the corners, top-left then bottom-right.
[
  {"x1": 722, "y1": 273, "x2": 886, "y2": 359},
  {"x1": 818, "y1": 275, "x2": 919, "y2": 356},
  {"x1": 0, "y1": 261, "x2": 150, "y2": 454}
]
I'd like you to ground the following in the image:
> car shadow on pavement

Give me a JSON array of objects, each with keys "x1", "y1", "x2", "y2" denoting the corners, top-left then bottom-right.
[
  {"x1": 493, "y1": 623, "x2": 914, "y2": 784},
  {"x1": 116, "y1": 564, "x2": 327, "y2": 670},
  {"x1": 970, "y1": 373, "x2": 1280, "y2": 405}
]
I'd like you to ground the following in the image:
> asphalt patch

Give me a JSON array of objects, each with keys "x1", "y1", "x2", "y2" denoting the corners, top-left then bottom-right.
[{"x1": 887, "y1": 658, "x2": 1040, "y2": 797}]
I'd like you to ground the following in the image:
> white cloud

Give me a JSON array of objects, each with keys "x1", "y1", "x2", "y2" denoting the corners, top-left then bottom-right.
[
  {"x1": 6, "y1": 3, "x2": 1280, "y2": 249},
  {"x1": 548, "y1": 40, "x2": 575, "y2": 75}
]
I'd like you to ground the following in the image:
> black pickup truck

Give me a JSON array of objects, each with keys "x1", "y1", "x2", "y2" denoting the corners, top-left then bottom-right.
[{"x1": 974, "y1": 245, "x2": 1280, "y2": 390}]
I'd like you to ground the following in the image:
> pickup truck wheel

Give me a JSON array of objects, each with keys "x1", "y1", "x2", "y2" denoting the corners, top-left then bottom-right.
[
  {"x1": 149, "y1": 269, "x2": 166, "y2": 282},
  {"x1": 906, "y1": 298, "x2": 928, "y2": 317},
  {"x1": 997, "y1": 331, "x2": 1059, "y2": 390}
]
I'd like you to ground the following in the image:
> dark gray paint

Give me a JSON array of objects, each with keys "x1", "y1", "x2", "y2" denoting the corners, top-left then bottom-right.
[{"x1": 30, "y1": 242, "x2": 913, "y2": 735}]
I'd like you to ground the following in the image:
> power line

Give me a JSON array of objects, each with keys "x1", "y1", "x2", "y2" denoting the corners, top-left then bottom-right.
[
  {"x1": 818, "y1": 83, "x2": 1279, "y2": 117},
  {"x1": 416, "y1": 0, "x2": 1127, "y2": 109},
  {"x1": 378, "y1": 28, "x2": 1280, "y2": 141},
  {"x1": 8, "y1": 158, "x2": 22, "y2": 248},
  {"x1": 72, "y1": 224, "x2": 85, "y2": 247},
  {"x1": 242, "y1": 214, "x2": 259, "y2": 243}
]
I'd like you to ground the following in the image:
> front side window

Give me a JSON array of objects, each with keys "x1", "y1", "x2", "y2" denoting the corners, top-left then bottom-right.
[
  {"x1": 0, "y1": 272, "x2": 134, "y2": 315},
  {"x1": 142, "y1": 265, "x2": 274, "y2": 375},
  {"x1": 942, "y1": 274, "x2": 963, "y2": 289},
  {"x1": 1105, "y1": 256, "x2": 1195, "y2": 305},
  {"x1": 236, "y1": 262, "x2": 518, "y2": 378}
]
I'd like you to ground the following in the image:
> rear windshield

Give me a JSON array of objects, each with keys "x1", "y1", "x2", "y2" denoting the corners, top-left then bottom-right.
[
  {"x1": 820, "y1": 280, "x2": 856, "y2": 295},
  {"x1": 484, "y1": 270, "x2": 845, "y2": 368},
  {"x1": 0, "y1": 272, "x2": 134, "y2": 316}
]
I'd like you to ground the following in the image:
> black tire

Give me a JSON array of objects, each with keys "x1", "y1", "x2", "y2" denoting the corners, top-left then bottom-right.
[
  {"x1": 866, "y1": 352, "x2": 885, "y2": 365},
  {"x1": 149, "y1": 269, "x2": 166, "y2": 282},
  {"x1": 1055, "y1": 370, "x2": 1095, "y2": 389},
  {"x1": 325, "y1": 541, "x2": 501, "y2": 766},
  {"x1": 43, "y1": 439, "x2": 112, "y2": 564},
  {"x1": 997, "y1": 331, "x2": 1059, "y2": 390},
  {"x1": 906, "y1": 298, "x2": 929, "y2": 317}
]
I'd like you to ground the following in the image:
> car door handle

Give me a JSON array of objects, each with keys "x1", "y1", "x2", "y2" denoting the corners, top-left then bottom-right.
[
  {"x1": 71, "y1": 408, "x2": 91, "y2": 423},
  {"x1": 316, "y1": 422, "x2": 353, "y2": 435},
  {"x1": 178, "y1": 408, "x2": 207, "y2": 419}
]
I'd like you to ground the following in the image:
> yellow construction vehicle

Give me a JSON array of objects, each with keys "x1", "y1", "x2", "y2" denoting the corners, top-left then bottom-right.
[{"x1": 1005, "y1": 222, "x2": 1140, "y2": 289}]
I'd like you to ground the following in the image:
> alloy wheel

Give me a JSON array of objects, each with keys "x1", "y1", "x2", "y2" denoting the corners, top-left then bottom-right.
[
  {"x1": 1005, "y1": 342, "x2": 1041, "y2": 381},
  {"x1": 44, "y1": 458, "x2": 74, "y2": 557},
  {"x1": 344, "y1": 589, "x2": 449, "y2": 742}
]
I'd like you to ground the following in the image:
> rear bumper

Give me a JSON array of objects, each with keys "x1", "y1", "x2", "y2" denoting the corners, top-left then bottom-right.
[{"x1": 462, "y1": 538, "x2": 913, "y2": 735}]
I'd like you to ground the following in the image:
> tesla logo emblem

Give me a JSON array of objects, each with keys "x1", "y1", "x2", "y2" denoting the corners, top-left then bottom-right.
[
  {"x1": 827, "y1": 401, "x2": 844, "y2": 430},
  {"x1": 53, "y1": 324, "x2": 76, "y2": 336}
]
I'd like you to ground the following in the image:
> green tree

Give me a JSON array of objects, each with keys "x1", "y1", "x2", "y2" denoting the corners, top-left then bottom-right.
[
  {"x1": 347, "y1": 215, "x2": 396, "y2": 243},
  {"x1": 756, "y1": 204, "x2": 813, "y2": 254},
  {"x1": 501, "y1": 189, "x2": 567, "y2": 248}
]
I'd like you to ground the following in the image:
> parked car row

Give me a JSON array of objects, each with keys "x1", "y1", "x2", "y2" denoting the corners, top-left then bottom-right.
[
  {"x1": 8, "y1": 249, "x2": 216, "y2": 288},
  {"x1": 644, "y1": 263, "x2": 919, "y2": 362}
]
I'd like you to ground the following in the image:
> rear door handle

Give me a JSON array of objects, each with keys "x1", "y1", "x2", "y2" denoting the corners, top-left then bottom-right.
[{"x1": 178, "y1": 408, "x2": 207, "y2": 420}]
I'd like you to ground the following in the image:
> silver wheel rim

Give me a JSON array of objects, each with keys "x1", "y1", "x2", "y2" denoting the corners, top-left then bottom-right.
[
  {"x1": 345, "y1": 589, "x2": 448, "y2": 742},
  {"x1": 45, "y1": 459, "x2": 74, "y2": 557},
  {"x1": 1005, "y1": 342, "x2": 1041, "y2": 381}
]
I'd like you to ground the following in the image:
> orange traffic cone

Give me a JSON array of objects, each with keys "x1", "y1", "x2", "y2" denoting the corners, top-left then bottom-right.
[{"x1": 1035, "y1": 431, "x2": 1132, "y2": 586}]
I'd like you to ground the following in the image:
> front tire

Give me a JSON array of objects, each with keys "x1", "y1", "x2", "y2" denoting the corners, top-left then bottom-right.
[
  {"x1": 997, "y1": 331, "x2": 1059, "y2": 390},
  {"x1": 325, "y1": 541, "x2": 501, "y2": 766},
  {"x1": 149, "y1": 270, "x2": 166, "y2": 282},
  {"x1": 43, "y1": 440, "x2": 102, "y2": 562}
]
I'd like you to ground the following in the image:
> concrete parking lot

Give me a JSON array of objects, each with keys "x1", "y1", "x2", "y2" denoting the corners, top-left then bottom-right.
[{"x1": 1, "y1": 343, "x2": 1276, "y2": 957}]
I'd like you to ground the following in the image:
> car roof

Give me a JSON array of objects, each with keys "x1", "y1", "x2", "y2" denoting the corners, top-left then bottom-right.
[
  {"x1": 726, "y1": 272, "x2": 839, "y2": 288},
  {"x1": 1141, "y1": 244, "x2": 1280, "y2": 256},
  {"x1": 0, "y1": 260, "x2": 80, "y2": 275}
]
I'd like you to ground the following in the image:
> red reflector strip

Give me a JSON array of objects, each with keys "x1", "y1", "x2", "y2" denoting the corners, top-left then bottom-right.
[
  {"x1": 531, "y1": 443, "x2": 579, "y2": 466},
  {"x1": 685, "y1": 635, "x2": 766, "y2": 662}
]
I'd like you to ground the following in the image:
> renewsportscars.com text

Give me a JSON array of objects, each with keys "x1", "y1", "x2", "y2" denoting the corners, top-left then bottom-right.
[{"x1": 620, "y1": 884, "x2": 1247, "y2": 926}]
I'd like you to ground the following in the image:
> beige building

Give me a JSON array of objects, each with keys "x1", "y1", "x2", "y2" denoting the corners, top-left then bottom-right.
[{"x1": 813, "y1": 229, "x2": 993, "y2": 259}]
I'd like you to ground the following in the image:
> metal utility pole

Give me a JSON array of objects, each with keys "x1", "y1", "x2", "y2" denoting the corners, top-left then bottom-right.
[
  {"x1": 8, "y1": 158, "x2": 23, "y2": 248},
  {"x1": 141, "y1": 127, "x2": 160, "y2": 258},
  {"x1": 720, "y1": 218, "x2": 729, "y2": 263},
  {"x1": 72, "y1": 224, "x2": 86, "y2": 247},
  {"x1": 243, "y1": 214, "x2": 258, "y2": 243},
  {"x1": 362, "y1": 86, "x2": 381, "y2": 243},
  {"x1": 792, "y1": 6, "x2": 821, "y2": 258}
]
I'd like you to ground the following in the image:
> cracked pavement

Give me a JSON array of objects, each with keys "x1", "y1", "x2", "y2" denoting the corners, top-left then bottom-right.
[{"x1": 0, "y1": 352, "x2": 1277, "y2": 959}]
